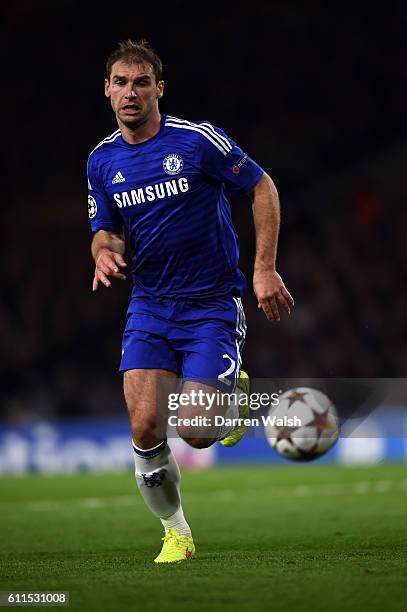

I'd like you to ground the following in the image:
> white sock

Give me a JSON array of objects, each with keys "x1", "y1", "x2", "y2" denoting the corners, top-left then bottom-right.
[
  {"x1": 132, "y1": 440, "x2": 191, "y2": 535},
  {"x1": 161, "y1": 507, "x2": 191, "y2": 536}
]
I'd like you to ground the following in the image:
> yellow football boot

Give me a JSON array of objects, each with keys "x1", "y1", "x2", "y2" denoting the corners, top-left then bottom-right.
[
  {"x1": 154, "y1": 528, "x2": 195, "y2": 564},
  {"x1": 220, "y1": 370, "x2": 250, "y2": 447}
]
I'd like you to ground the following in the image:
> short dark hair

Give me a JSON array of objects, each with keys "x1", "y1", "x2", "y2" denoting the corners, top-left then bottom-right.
[{"x1": 106, "y1": 39, "x2": 163, "y2": 83}]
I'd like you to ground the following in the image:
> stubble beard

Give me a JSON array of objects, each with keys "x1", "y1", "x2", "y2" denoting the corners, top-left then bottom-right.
[
  {"x1": 121, "y1": 116, "x2": 147, "y2": 131},
  {"x1": 117, "y1": 101, "x2": 151, "y2": 132}
]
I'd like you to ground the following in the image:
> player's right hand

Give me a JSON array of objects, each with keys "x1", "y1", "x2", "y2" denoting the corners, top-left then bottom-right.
[{"x1": 92, "y1": 248, "x2": 127, "y2": 291}]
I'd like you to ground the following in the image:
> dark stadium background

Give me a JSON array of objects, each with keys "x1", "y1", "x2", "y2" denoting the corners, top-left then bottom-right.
[{"x1": 1, "y1": 0, "x2": 406, "y2": 421}]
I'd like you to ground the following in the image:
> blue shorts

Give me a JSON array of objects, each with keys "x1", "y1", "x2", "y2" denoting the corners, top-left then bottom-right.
[{"x1": 119, "y1": 296, "x2": 247, "y2": 391}]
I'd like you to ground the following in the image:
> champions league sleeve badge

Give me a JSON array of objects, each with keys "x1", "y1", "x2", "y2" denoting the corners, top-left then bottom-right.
[
  {"x1": 88, "y1": 195, "x2": 97, "y2": 219},
  {"x1": 163, "y1": 153, "x2": 184, "y2": 175}
]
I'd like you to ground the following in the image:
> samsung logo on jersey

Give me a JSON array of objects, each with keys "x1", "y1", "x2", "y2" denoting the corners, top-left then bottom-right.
[{"x1": 113, "y1": 177, "x2": 189, "y2": 208}]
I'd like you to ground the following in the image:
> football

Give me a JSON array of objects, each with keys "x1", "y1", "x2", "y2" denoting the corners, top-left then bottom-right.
[{"x1": 265, "y1": 387, "x2": 340, "y2": 461}]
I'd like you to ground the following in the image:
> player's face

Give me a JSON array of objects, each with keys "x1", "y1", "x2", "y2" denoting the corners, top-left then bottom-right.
[{"x1": 105, "y1": 61, "x2": 164, "y2": 128}]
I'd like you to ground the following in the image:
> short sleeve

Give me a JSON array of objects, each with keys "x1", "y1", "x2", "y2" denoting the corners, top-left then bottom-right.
[
  {"x1": 197, "y1": 122, "x2": 264, "y2": 193},
  {"x1": 87, "y1": 153, "x2": 123, "y2": 233}
]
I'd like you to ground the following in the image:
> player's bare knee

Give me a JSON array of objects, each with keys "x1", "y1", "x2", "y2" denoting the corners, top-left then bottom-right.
[
  {"x1": 132, "y1": 416, "x2": 162, "y2": 449},
  {"x1": 177, "y1": 429, "x2": 215, "y2": 449},
  {"x1": 185, "y1": 437, "x2": 215, "y2": 449}
]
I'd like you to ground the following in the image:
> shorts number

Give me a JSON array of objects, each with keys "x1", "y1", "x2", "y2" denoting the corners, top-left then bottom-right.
[{"x1": 218, "y1": 354, "x2": 236, "y2": 386}]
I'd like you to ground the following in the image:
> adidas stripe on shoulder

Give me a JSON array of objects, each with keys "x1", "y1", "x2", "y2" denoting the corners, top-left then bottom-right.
[
  {"x1": 88, "y1": 129, "x2": 121, "y2": 158},
  {"x1": 87, "y1": 130, "x2": 121, "y2": 190},
  {"x1": 165, "y1": 116, "x2": 232, "y2": 156}
]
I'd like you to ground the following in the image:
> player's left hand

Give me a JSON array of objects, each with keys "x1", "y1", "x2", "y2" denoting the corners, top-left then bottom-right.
[{"x1": 253, "y1": 269, "x2": 294, "y2": 321}]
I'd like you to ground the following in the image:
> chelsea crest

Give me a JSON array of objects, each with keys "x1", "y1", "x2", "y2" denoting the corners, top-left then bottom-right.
[{"x1": 163, "y1": 153, "x2": 184, "y2": 175}]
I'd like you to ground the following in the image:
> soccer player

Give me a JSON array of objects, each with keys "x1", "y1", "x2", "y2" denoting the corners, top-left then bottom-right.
[{"x1": 87, "y1": 39, "x2": 294, "y2": 563}]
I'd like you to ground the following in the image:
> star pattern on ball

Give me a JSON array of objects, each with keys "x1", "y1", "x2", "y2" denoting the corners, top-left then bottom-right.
[
  {"x1": 277, "y1": 425, "x2": 298, "y2": 443},
  {"x1": 270, "y1": 388, "x2": 339, "y2": 462},
  {"x1": 308, "y1": 408, "x2": 333, "y2": 436},
  {"x1": 286, "y1": 390, "x2": 309, "y2": 408}
]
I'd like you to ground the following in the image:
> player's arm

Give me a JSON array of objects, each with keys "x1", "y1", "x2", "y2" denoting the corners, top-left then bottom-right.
[
  {"x1": 196, "y1": 122, "x2": 294, "y2": 320},
  {"x1": 251, "y1": 172, "x2": 294, "y2": 321},
  {"x1": 87, "y1": 151, "x2": 127, "y2": 292},
  {"x1": 91, "y1": 229, "x2": 127, "y2": 291}
]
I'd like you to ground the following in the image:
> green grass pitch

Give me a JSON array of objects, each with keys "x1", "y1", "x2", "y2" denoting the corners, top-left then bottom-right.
[{"x1": 1, "y1": 464, "x2": 406, "y2": 612}]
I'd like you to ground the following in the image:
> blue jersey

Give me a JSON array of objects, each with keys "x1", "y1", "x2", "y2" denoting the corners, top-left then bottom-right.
[{"x1": 87, "y1": 114, "x2": 264, "y2": 299}]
